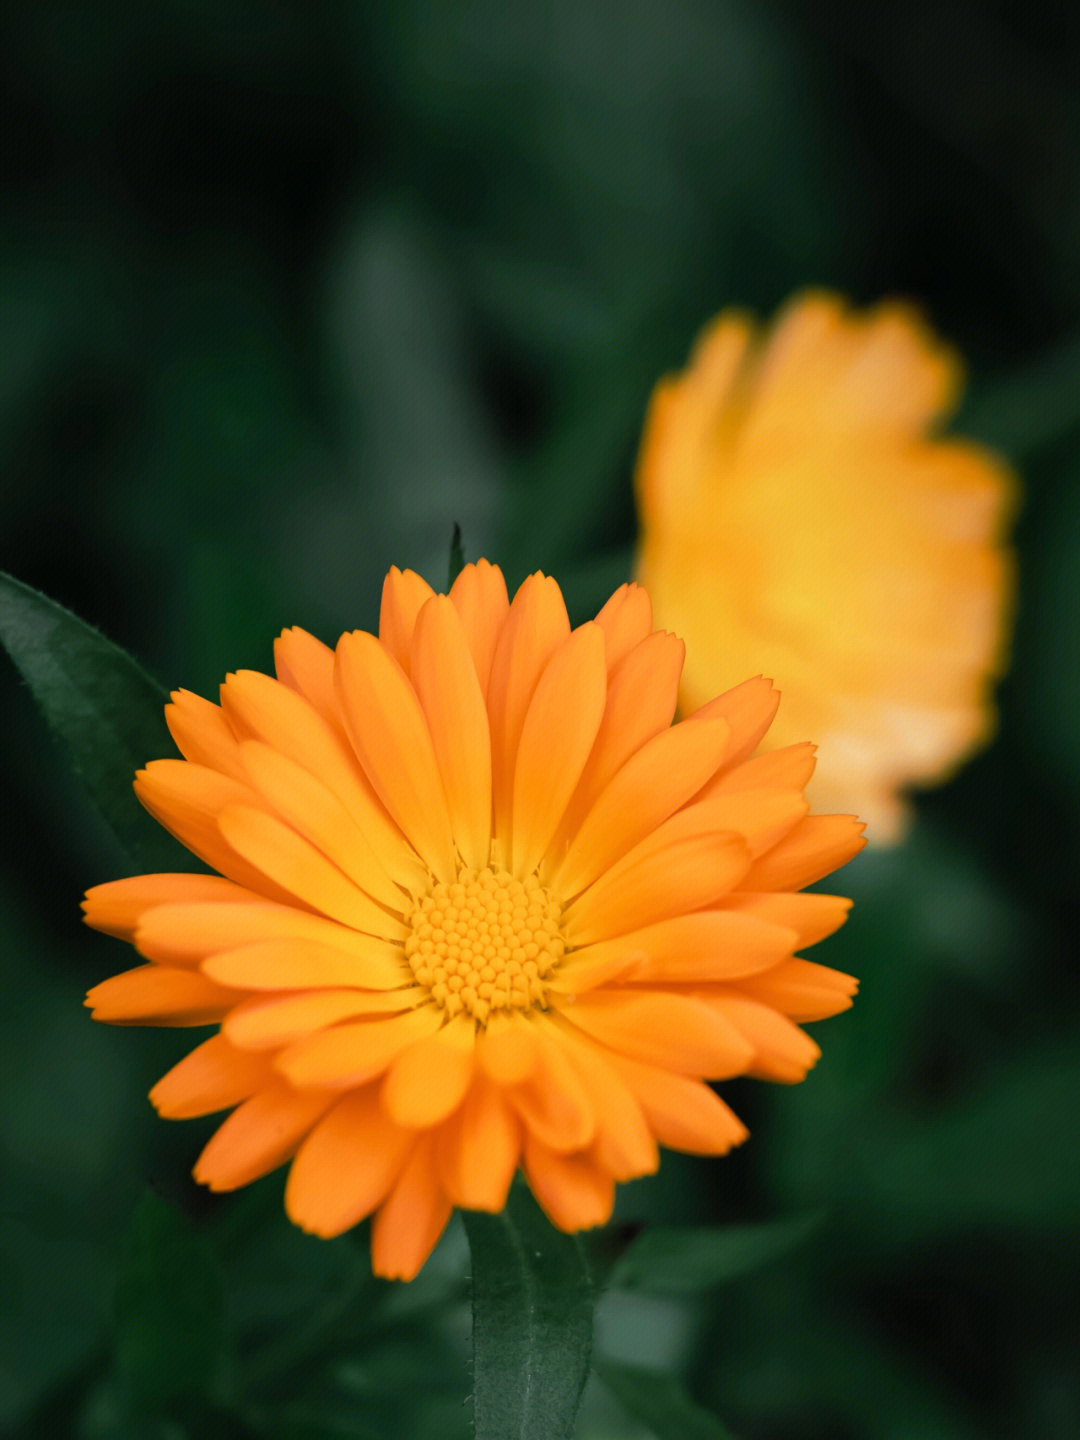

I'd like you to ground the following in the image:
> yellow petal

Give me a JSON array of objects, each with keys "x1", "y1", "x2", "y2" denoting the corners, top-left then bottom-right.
[
  {"x1": 379, "y1": 567, "x2": 437, "y2": 676},
  {"x1": 381, "y1": 1016, "x2": 476, "y2": 1128},
  {"x1": 449, "y1": 558, "x2": 510, "y2": 693},
  {"x1": 434, "y1": 1075, "x2": 522, "y2": 1211},
  {"x1": 370, "y1": 1135, "x2": 453, "y2": 1281},
  {"x1": 85, "y1": 965, "x2": 243, "y2": 1026},
  {"x1": 194, "y1": 1080, "x2": 337, "y2": 1189},
  {"x1": 135, "y1": 899, "x2": 399, "y2": 966},
  {"x1": 220, "y1": 669, "x2": 424, "y2": 891},
  {"x1": 165, "y1": 690, "x2": 247, "y2": 782},
  {"x1": 555, "y1": 714, "x2": 729, "y2": 895},
  {"x1": 605, "y1": 1050, "x2": 749, "y2": 1155},
  {"x1": 742, "y1": 814, "x2": 866, "y2": 891},
  {"x1": 564, "y1": 831, "x2": 750, "y2": 944},
  {"x1": 83, "y1": 874, "x2": 260, "y2": 942},
  {"x1": 203, "y1": 938, "x2": 406, "y2": 992},
  {"x1": 238, "y1": 740, "x2": 405, "y2": 910},
  {"x1": 523, "y1": 1136, "x2": 614, "y2": 1232},
  {"x1": 276, "y1": 1005, "x2": 443, "y2": 1088},
  {"x1": 150, "y1": 1034, "x2": 277, "y2": 1118},
  {"x1": 335, "y1": 630, "x2": 458, "y2": 882},
  {"x1": 592, "y1": 582, "x2": 653, "y2": 670},
  {"x1": 217, "y1": 805, "x2": 406, "y2": 937},
  {"x1": 512, "y1": 623, "x2": 607, "y2": 877},
  {"x1": 223, "y1": 987, "x2": 425, "y2": 1049},
  {"x1": 285, "y1": 1088, "x2": 416, "y2": 1237},
  {"x1": 506, "y1": 1024, "x2": 597, "y2": 1152},
  {"x1": 410, "y1": 595, "x2": 492, "y2": 872},
  {"x1": 487, "y1": 572, "x2": 570, "y2": 847},
  {"x1": 557, "y1": 989, "x2": 755, "y2": 1077}
]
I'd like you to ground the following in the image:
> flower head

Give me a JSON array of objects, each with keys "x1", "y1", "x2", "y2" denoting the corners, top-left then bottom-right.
[
  {"x1": 84, "y1": 562, "x2": 863, "y2": 1279},
  {"x1": 635, "y1": 291, "x2": 1019, "y2": 841}
]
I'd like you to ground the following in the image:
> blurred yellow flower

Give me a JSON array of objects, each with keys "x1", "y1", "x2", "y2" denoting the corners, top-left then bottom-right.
[
  {"x1": 84, "y1": 563, "x2": 862, "y2": 1280},
  {"x1": 635, "y1": 292, "x2": 1019, "y2": 841}
]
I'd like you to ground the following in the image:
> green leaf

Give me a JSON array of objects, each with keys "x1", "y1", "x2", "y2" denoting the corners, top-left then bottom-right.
[
  {"x1": 448, "y1": 522, "x2": 466, "y2": 589},
  {"x1": 462, "y1": 1181, "x2": 595, "y2": 1440},
  {"x1": 0, "y1": 569, "x2": 187, "y2": 873},
  {"x1": 595, "y1": 1358, "x2": 742, "y2": 1440},
  {"x1": 607, "y1": 1212, "x2": 825, "y2": 1296},
  {"x1": 114, "y1": 1189, "x2": 229, "y2": 1416}
]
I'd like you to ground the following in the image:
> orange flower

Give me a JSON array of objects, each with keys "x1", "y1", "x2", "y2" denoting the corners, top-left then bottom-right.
[
  {"x1": 635, "y1": 292, "x2": 1019, "y2": 841},
  {"x1": 84, "y1": 563, "x2": 863, "y2": 1279}
]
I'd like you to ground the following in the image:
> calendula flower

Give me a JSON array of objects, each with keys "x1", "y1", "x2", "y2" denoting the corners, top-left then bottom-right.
[
  {"x1": 635, "y1": 292, "x2": 1019, "y2": 841},
  {"x1": 84, "y1": 562, "x2": 863, "y2": 1280}
]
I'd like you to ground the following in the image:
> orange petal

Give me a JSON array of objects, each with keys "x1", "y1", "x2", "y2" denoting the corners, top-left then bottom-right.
[
  {"x1": 512, "y1": 623, "x2": 607, "y2": 877},
  {"x1": 449, "y1": 558, "x2": 510, "y2": 693},
  {"x1": 285, "y1": 1088, "x2": 417, "y2": 1237},
  {"x1": 434, "y1": 1075, "x2": 522, "y2": 1211},
  {"x1": 220, "y1": 669, "x2": 424, "y2": 891},
  {"x1": 203, "y1": 938, "x2": 406, "y2": 992},
  {"x1": 193, "y1": 1080, "x2": 337, "y2": 1189},
  {"x1": 692, "y1": 789, "x2": 810, "y2": 858},
  {"x1": 335, "y1": 630, "x2": 457, "y2": 882},
  {"x1": 135, "y1": 761, "x2": 295, "y2": 903},
  {"x1": 222, "y1": 987, "x2": 424, "y2": 1049},
  {"x1": 85, "y1": 965, "x2": 244, "y2": 1026},
  {"x1": 707, "y1": 742, "x2": 817, "y2": 797},
  {"x1": 276, "y1": 1005, "x2": 443, "y2": 1088},
  {"x1": 381, "y1": 1016, "x2": 476, "y2": 1127},
  {"x1": 507, "y1": 1024, "x2": 597, "y2": 1151},
  {"x1": 605, "y1": 1050, "x2": 749, "y2": 1155},
  {"x1": 735, "y1": 959, "x2": 858, "y2": 1022},
  {"x1": 218, "y1": 805, "x2": 406, "y2": 937},
  {"x1": 555, "y1": 714, "x2": 729, "y2": 895},
  {"x1": 723, "y1": 891, "x2": 853, "y2": 949},
  {"x1": 475, "y1": 1011, "x2": 541, "y2": 1086},
  {"x1": 486, "y1": 573, "x2": 571, "y2": 849},
  {"x1": 557, "y1": 630, "x2": 684, "y2": 843},
  {"x1": 561, "y1": 1034, "x2": 658, "y2": 1181},
  {"x1": 410, "y1": 595, "x2": 492, "y2": 872},
  {"x1": 592, "y1": 582, "x2": 653, "y2": 671},
  {"x1": 83, "y1": 874, "x2": 259, "y2": 942},
  {"x1": 523, "y1": 1136, "x2": 615, "y2": 1232},
  {"x1": 378, "y1": 567, "x2": 437, "y2": 676},
  {"x1": 557, "y1": 989, "x2": 755, "y2": 1078},
  {"x1": 544, "y1": 940, "x2": 643, "y2": 995},
  {"x1": 558, "y1": 910, "x2": 797, "y2": 988},
  {"x1": 741, "y1": 814, "x2": 867, "y2": 892},
  {"x1": 150, "y1": 1033, "x2": 277, "y2": 1118},
  {"x1": 273, "y1": 627, "x2": 343, "y2": 733},
  {"x1": 687, "y1": 676, "x2": 779, "y2": 765},
  {"x1": 370, "y1": 1135, "x2": 453, "y2": 1281},
  {"x1": 708, "y1": 992, "x2": 821, "y2": 1082},
  {"x1": 165, "y1": 690, "x2": 247, "y2": 782},
  {"x1": 564, "y1": 831, "x2": 750, "y2": 944},
  {"x1": 135, "y1": 899, "x2": 400, "y2": 966},
  {"x1": 238, "y1": 740, "x2": 405, "y2": 910}
]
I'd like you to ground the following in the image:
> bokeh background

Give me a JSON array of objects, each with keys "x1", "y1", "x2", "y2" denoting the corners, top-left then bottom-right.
[{"x1": 3, "y1": 3, "x2": 1080, "y2": 1437}]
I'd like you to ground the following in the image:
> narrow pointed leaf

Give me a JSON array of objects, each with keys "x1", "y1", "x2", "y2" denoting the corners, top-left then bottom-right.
[
  {"x1": 596, "y1": 1358, "x2": 743, "y2": 1440},
  {"x1": 0, "y1": 570, "x2": 187, "y2": 872},
  {"x1": 608, "y1": 1211, "x2": 825, "y2": 1296},
  {"x1": 463, "y1": 1181, "x2": 595, "y2": 1440}
]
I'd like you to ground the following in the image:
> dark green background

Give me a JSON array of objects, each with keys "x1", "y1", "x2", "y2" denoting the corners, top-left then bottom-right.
[{"x1": 3, "y1": 3, "x2": 1079, "y2": 1436}]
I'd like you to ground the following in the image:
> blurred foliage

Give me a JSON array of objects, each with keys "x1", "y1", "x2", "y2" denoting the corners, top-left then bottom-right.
[{"x1": 3, "y1": 1, "x2": 1079, "y2": 1436}]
